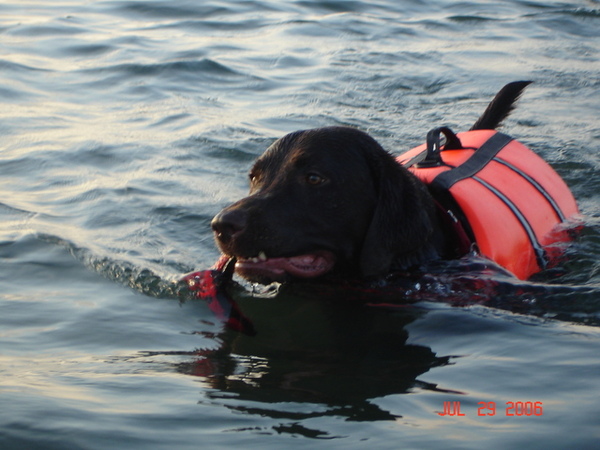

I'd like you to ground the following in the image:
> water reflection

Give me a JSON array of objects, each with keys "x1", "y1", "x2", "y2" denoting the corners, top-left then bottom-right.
[{"x1": 175, "y1": 284, "x2": 456, "y2": 427}]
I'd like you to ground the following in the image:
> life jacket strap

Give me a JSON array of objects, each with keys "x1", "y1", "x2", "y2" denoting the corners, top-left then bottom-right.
[
  {"x1": 404, "y1": 126, "x2": 463, "y2": 168},
  {"x1": 434, "y1": 200, "x2": 474, "y2": 258},
  {"x1": 430, "y1": 132, "x2": 513, "y2": 190}
]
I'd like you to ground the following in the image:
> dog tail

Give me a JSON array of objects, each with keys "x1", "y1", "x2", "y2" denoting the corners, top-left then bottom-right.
[{"x1": 470, "y1": 81, "x2": 532, "y2": 131}]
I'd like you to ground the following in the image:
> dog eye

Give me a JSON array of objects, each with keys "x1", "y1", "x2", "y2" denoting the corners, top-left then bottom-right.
[
  {"x1": 249, "y1": 172, "x2": 260, "y2": 184},
  {"x1": 306, "y1": 173, "x2": 326, "y2": 185}
]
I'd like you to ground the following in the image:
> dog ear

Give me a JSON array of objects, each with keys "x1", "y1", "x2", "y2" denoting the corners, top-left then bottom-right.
[{"x1": 359, "y1": 152, "x2": 439, "y2": 279}]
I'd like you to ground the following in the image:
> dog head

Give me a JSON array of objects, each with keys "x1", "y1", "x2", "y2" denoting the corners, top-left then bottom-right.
[{"x1": 211, "y1": 126, "x2": 442, "y2": 283}]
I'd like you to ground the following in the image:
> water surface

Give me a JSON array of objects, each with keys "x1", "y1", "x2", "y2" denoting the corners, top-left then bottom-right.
[{"x1": 1, "y1": 0, "x2": 599, "y2": 448}]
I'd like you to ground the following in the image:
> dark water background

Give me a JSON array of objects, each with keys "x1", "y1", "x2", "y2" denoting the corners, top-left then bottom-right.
[{"x1": 1, "y1": 1, "x2": 599, "y2": 448}]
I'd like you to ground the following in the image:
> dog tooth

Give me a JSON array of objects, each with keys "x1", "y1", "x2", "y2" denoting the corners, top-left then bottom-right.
[{"x1": 258, "y1": 251, "x2": 267, "y2": 261}]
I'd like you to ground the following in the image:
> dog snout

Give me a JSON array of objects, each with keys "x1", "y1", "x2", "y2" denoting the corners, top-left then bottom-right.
[{"x1": 211, "y1": 208, "x2": 248, "y2": 244}]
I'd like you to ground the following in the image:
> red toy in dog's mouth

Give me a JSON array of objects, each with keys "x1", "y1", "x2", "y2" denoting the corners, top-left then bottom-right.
[{"x1": 234, "y1": 250, "x2": 336, "y2": 282}]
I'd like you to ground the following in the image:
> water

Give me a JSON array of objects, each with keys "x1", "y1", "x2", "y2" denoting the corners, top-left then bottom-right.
[{"x1": 1, "y1": 0, "x2": 599, "y2": 448}]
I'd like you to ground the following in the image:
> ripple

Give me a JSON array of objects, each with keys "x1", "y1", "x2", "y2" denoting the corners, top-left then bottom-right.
[
  {"x1": 295, "y1": 0, "x2": 370, "y2": 13},
  {"x1": 0, "y1": 85, "x2": 27, "y2": 100},
  {"x1": 7, "y1": 23, "x2": 87, "y2": 37},
  {"x1": 535, "y1": 15, "x2": 600, "y2": 37},
  {"x1": 448, "y1": 15, "x2": 501, "y2": 23},
  {"x1": 77, "y1": 58, "x2": 266, "y2": 93},
  {"x1": 59, "y1": 43, "x2": 116, "y2": 57},
  {"x1": 111, "y1": 1, "x2": 231, "y2": 19},
  {"x1": 86, "y1": 58, "x2": 239, "y2": 77},
  {"x1": 150, "y1": 113, "x2": 195, "y2": 129},
  {"x1": 0, "y1": 59, "x2": 51, "y2": 73},
  {"x1": 65, "y1": 143, "x2": 136, "y2": 168}
]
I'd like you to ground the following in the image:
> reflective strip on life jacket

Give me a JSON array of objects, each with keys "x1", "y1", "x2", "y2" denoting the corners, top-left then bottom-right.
[{"x1": 398, "y1": 129, "x2": 579, "y2": 280}]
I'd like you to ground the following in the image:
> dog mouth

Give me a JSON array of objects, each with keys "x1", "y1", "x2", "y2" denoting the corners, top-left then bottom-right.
[{"x1": 233, "y1": 250, "x2": 336, "y2": 283}]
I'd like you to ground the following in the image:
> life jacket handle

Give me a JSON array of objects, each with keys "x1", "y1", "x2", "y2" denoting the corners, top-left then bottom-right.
[{"x1": 416, "y1": 126, "x2": 463, "y2": 168}]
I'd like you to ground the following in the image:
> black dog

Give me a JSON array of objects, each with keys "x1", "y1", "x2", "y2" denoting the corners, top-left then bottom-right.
[{"x1": 211, "y1": 82, "x2": 531, "y2": 284}]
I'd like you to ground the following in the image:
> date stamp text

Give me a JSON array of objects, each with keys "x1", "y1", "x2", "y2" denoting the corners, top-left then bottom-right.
[{"x1": 438, "y1": 401, "x2": 543, "y2": 417}]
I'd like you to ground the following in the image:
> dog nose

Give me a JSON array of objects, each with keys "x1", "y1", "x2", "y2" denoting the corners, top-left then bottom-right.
[{"x1": 211, "y1": 208, "x2": 247, "y2": 243}]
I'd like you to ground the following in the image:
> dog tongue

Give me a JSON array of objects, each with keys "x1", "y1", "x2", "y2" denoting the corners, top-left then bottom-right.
[{"x1": 235, "y1": 251, "x2": 336, "y2": 282}]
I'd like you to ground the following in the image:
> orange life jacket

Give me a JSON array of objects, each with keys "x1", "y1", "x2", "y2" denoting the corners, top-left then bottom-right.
[{"x1": 398, "y1": 128, "x2": 579, "y2": 280}]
